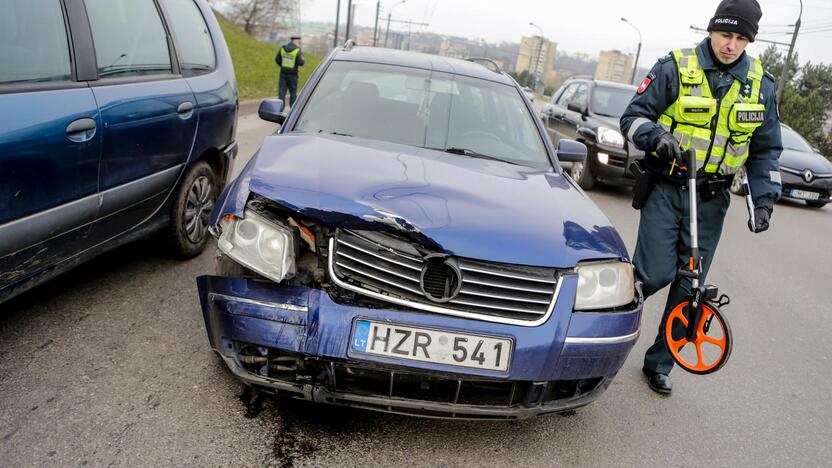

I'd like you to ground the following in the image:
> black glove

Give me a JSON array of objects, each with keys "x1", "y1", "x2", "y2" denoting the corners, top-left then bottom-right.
[
  {"x1": 749, "y1": 200, "x2": 773, "y2": 233},
  {"x1": 654, "y1": 132, "x2": 684, "y2": 166}
]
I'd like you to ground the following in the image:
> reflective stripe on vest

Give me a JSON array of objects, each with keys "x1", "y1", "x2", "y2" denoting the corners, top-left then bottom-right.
[
  {"x1": 280, "y1": 47, "x2": 299, "y2": 69},
  {"x1": 654, "y1": 49, "x2": 765, "y2": 175}
]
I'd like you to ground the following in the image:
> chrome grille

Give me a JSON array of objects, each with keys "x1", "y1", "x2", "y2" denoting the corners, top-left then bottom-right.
[{"x1": 330, "y1": 230, "x2": 560, "y2": 324}]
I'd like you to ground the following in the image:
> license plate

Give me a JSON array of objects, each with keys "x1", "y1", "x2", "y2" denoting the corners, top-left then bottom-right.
[
  {"x1": 350, "y1": 320, "x2": 512, "y2": 372},
  {"x1": 790, "y1": 189, "x2": 820, "y2": 200}
]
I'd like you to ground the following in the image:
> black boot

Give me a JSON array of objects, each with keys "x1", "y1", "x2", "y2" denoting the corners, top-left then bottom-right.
[{"x1": 642, "y1": 367, "x2": 672, "y2": 395}]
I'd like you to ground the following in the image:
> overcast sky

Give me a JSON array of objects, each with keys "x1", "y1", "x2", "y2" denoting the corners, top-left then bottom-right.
[{"x1": 302, "y1": 0, "x2": 832, "y2": 67}]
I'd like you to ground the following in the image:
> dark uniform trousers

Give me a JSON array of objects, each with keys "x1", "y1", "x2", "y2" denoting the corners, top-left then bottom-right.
[
  {"x1": 278, "y1": 73, "x2": 299, "y2": 108},
  {"x1": 635, "y1": 180, "x2": 730, "y2": 375}
]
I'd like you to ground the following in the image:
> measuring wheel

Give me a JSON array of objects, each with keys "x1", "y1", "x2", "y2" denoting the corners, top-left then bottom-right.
[{"x1": 665, "y1": 301, "x2": 732, "y2": 375}]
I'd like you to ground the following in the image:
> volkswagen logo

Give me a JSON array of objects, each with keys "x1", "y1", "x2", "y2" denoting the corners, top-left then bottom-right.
[
  {"x1": 419, "y1": 255, "x2": 461, "y2": 303},
  {"x1": 803, "y1": 169, "x2": 814, "y2": 183}
]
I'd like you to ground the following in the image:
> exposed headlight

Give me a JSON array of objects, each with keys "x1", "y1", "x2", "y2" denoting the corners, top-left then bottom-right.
[
  {"x1": 574, "y1": 261, "x2": 635, "y2": 311},
  {"x1": 597, "y1": 127, "x2": 625, "y2": 148},
  {"x1": 217, "y1": 210, "x2": 296, "y2": 283}
]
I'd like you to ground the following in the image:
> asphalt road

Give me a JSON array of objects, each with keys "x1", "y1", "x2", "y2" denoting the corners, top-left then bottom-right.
[{"x1": 2, "y1": 114, "x2": 831, "y2": 467}]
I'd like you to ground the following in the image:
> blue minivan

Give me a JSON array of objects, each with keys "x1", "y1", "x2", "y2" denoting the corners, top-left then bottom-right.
[
  {"x1": 198, "y1": 46, "x2": 643, "y2": 419},
  {"x1": 0, "y1": 0, "x2": 237, "y2": 303}
]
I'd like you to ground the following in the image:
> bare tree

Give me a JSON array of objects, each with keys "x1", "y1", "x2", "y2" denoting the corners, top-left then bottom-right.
[{"x1": 227, "y1": 0, "x2": 284, "y2": 36}]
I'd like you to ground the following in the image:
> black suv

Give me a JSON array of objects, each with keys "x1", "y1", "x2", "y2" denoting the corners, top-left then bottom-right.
[{"x1": 541, "y1": 77, "x2": 642, "y2": 189}]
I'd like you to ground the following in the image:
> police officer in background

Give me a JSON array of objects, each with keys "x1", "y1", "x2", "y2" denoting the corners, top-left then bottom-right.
[
  {"x1": 276, "y1": 35, "x2": 305, "y2": 108},
  {"x1": 620, "y1": 0, "x2": 782, "y2": 395}
]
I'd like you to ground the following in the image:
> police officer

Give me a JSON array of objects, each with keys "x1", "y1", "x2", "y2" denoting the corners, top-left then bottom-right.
[
  {"x1": 276, "y1": 35, "x2": 305, "y2": 108},
  {"x1": 620, "y1": 0, "x2": 782, "y2": 395}
]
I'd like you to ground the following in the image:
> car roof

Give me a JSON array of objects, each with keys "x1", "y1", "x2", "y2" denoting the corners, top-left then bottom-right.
[
  {"x1": 564, "y1": 77, "x2": 636, "y2": 90},
  {"x1": 330, "y1": 46, "x2": 516, "y2": 86}
]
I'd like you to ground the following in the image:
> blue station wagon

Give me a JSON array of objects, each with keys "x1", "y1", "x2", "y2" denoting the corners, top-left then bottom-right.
[
  {"x1": 197, "y1": 45, "x2": 643, "y2": 419},
  {"x1": 0, "y1": 0, "x2": 237, "y2": 303}
]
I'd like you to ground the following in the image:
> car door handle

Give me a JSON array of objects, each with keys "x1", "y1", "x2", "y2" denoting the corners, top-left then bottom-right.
[
  {"x1": 65, "y1": 118, "x2": 96, "y2": 143},
  {"x1": 177, "y1": 101, "x2": 194, "y2": 117}
]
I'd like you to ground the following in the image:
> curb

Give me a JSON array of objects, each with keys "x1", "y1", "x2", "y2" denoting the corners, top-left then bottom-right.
[{"x1": 239, "y1": 99, "x2": 261, "y2": 116}]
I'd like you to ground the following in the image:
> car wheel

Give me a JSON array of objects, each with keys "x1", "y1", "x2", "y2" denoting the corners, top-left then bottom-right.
[
  {"x1": 806, "y1": 200, "x2": 827, "y2": 208},
  {"x1": 729, "y1": 167, "x2": 746, "y2": 195},
  {"x1": 570, "y1": 160, "x2": 595, "y2": 190},
  {"x1": 166, "y1": 160, "x2": 217, "y2": 258}
]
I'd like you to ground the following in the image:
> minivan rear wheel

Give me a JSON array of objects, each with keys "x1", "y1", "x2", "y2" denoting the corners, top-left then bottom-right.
[{"x1": 166, "y1": 161, "x2": 217, "y2": 258}]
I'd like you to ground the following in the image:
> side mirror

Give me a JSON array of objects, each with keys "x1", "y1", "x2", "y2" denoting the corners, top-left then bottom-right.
[
  {"x1": 567, "y1": 101, "x2": 586, "y2": 115},
  {"x1": 556, "y1": 139, "x2": 587, "y2": 163},
  {"x1": 259, "y1": 99, "x2": 286, "y2": 124}
]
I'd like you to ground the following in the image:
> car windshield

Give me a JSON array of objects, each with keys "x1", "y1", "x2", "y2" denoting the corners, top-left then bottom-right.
[
  {"x1": 590, "y1": 86, "x2": 635, "y2": 118},
  {"x1": 781, "y1": 126, "x2": 814, "y2": 153},
  {"x1": 294, "y1": 61, "x2": 551, "y2": 169}
]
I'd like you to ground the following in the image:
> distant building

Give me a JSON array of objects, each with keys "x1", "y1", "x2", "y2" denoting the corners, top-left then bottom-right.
[
  {"x1": 515, "y1": 36, "x2": 557, "y2": 88},
  {"x1": 438, "y1": 38, "x2": 467, "y2": 59},
  {"x1": 595, "y1": 50, "x2": 635, "y2": 84}
]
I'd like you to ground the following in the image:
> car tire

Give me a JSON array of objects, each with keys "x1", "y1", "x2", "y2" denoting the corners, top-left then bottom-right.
[
  {"x1": 729, "y1": 167, "x2": 746, "y2": 195},
  {"x1": 570, "y1": 160, "x2": 595, "y2": 190},
  {"x1": 806, "y1": 200, "x2": 827, "y2": 208},
  {"x1": 165, "y1": 160, "x2": 218, "y2": 258}
]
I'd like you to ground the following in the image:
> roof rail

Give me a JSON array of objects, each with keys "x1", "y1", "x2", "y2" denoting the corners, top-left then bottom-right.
[
  {"x1": 342, "y1": 39, "x2": 356, "y2": 51},
  {"x1": 465, "y1": 57, "x2": 502, "y2": 74}
]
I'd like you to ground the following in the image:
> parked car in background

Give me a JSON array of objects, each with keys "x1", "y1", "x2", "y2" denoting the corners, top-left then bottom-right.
[
  {"x1": 541, "y1": 77, "x2": 642, "y2": 189},
  {"x1": 198, "y1": 45, "x2": 642, "y2": 420},
  {"x1": 0, "y1": 0, "x2": 238, "y2": 304},
  {"x1": 730, "y1": 124, "x2": 832, "y2": 208}
]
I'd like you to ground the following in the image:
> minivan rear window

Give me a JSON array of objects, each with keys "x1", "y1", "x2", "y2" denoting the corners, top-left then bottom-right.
[
  {"x1": 0, "y1": 0, "x2": 71, "y2": 84},
  {"x1": 160, "y1": 0, "x2": 216, "y2": 75},
  {"x1": 85, "y1": 0, "x2": 173, "y2": 79}
]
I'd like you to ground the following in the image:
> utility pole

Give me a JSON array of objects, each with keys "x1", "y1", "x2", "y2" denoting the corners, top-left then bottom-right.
[
  {"x1": 373, "y1": 1, "x2": 381, "y2": 46},
  {"x1": 529, "y1": 22, "x2": 545, "y2": 91},
  {"x1": 333, "y1": 0, "x2": 341, "y2": 48},
  {"x1": 407, "y1": 18, "x2": 412, "y2": 50},
  {"x1": 777, "y1": 0, "x2": 803, "y2": 107},
  {"x1": 345, "y1": 0, "x2": 353, "y2": 42},
  {"x1": 384, "y1": 0, "x2": 406, "y2": 48}
]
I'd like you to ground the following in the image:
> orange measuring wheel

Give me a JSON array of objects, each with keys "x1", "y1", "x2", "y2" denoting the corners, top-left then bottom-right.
[{"x1": 664, "y1": 301, "x2": 732, "y2": 375}]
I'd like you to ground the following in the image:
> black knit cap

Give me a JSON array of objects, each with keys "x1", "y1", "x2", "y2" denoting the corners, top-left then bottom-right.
[{"x1": 707, "y1": 0, "x2": 762, "y2": 42}]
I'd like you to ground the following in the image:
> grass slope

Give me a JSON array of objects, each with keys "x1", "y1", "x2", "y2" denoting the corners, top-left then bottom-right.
[{"x1": 214, "y1": 13, "x2": 320, "y2": 101}]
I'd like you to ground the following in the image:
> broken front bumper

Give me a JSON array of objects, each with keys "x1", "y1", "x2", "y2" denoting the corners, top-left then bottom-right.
[{"x1": 197, "y1": 275, "x2": 642, "y2": 420}]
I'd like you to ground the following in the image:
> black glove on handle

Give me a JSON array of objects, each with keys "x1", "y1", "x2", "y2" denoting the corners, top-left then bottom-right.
[
  {"x1": 750, "y1": 198, "x2": 773, "y2": 233},
  {"x1": 655, "y1": 132, "x2": 684, "y2": 166}
]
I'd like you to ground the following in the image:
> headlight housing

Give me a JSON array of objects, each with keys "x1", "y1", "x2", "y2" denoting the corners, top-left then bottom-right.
[
  {"x1": 574, "y1": 261, "x2": 635, "y2": 310},
  {"x1": 597, "y1": 127, "x2": 625, "y2": 148},
  {"x1": 217, "y1": 209, "x2": 296, "y2": 283}
]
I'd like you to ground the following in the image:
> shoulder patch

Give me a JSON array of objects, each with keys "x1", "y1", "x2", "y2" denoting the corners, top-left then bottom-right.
[
  {"x1": 763, "y1": 70, "x2": 776, "y2": 82},
  {"x1": 658, "y1": 54, "x2": 673, "y2": 63}
]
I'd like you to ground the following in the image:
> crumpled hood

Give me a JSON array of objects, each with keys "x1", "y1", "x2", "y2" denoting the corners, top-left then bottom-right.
[{"x1": 219, "y1": 134, "x2": 628, "y2": 268}]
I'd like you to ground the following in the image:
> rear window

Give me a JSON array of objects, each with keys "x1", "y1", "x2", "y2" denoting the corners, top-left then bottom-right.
[
  {"x1": 85, "y1": 0, "x2": 173, "y2": 78},
  {"x1": 0, "y1": 0, "x2": 71, "y2": 84},
  {"x1": 160, "y1": 0, "x2": 216, "y2": 75}
]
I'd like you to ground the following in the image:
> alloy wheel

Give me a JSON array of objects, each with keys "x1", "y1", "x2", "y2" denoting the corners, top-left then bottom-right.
[{"x1": 184, "y1": 175, "x2": 214, "y2": 243}]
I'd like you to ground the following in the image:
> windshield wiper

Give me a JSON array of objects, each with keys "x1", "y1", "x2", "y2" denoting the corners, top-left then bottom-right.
[{"x1": 440, "y1": 147, "x2": 520, "y2": 165}]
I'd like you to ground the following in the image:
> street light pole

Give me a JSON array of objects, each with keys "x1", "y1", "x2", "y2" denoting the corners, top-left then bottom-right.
[
  {"x1": 529, "y1": 22, "x2": 545, "y2": 91},
  {"x1": 333, "y1": 0, "x2": 341, "y2": 48},
  {"x1": 621, "y1": 17, "x2": 642, "y2": 85},
  {"x1": 384, "y1": 0, "x2": 406, "y2": 48},
  {"x1": 777, "y1": 0, "x2": 803, "y2": 107},
  {"x1": 373, "y1": 1, "x2": 380, "y2": 46},
  {"x1": 345, "y1": 0, "x2": 353, "y2": 42}
]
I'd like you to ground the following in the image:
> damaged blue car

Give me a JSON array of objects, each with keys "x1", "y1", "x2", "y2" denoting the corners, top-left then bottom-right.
[{"x1": 197, "y1": 45, "x2": 643, "y2": 420}]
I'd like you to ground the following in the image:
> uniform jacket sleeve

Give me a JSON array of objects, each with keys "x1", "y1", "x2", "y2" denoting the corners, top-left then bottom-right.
[
  {"x1": 620, "y1": 56, "x2": 679, "y2": 153},
  {"x1": 297, "y1": 49, "x2": 305, "y2": 67},
  {"x1": 275, "y1": 48, "x2": 282, "y2": 67},
  {"x1": 745, "y1": 74, "x2": 782, "y2": 205}
]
